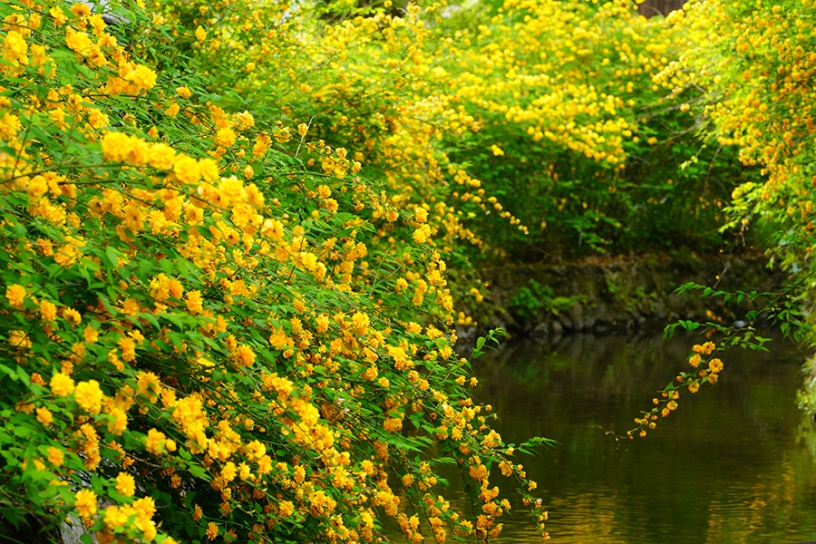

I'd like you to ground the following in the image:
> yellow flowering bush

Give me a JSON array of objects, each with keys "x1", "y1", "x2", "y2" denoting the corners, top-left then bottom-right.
[
  {"x1": 650, "y1": 0, "x2": 816, "y2": 410},
  {"x1": 0, "y1": 1, "x2": 548, "y2": 542},
  {"x1": 224, "y1": 0, "x2": 745, "y2": 261},
  {"x1": 7, "y1": 0, "x2": 816, "y2": 539}
]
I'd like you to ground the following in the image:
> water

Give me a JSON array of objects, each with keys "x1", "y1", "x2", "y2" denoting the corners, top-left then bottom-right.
[{"x1": 464, "y1": 332, "x2": 816, "y2": 543}]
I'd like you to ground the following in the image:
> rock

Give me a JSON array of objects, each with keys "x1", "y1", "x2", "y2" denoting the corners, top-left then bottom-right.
[
  {"x1": 62, "y1": 515, "x2": 97, "y2": 544},
  {"x1": 654, "y1": 299, "x2": 668, "y2": 320},
  {"x1": 567, "y1": 302, "x2": 584, "y2": 331},
  {"x1": 531, "y1": 321, "x2": 550, "y2": 337}
]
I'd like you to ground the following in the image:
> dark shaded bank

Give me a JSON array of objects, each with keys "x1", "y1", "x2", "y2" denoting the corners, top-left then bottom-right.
[{"x1": 471, "y1": 252, "x2": 785, "y2": 338}]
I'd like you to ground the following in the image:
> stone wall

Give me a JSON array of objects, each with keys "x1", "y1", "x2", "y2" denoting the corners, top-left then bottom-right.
[{"x1": 475, "y1": 253, "x2": 785, "y2": 338}]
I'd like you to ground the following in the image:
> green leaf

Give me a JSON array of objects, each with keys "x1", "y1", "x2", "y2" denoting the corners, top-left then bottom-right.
[
  {"x1": 188, "y1": 465, "x2": 210, "y2": 481},
  {"x1": 0, "y1": 364, "x2": 19, "y2": 381},
  {"x1": 105, "y1": 246, "x2": 119, "y2": 269},
  {"x1": 12, "y1": 425, "x2": 30, "y2": 438},
  {"x1": 138, "y1": 259, "x2": 155, "y2": 275}
]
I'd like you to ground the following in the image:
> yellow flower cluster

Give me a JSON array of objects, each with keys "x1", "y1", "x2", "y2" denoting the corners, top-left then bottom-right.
[
  {"x1": 0, "y1": 1, "x2": 546, "y2": 542},
  {"x1": 630, "y1": 340, "x2": 724, "y2": 439}
]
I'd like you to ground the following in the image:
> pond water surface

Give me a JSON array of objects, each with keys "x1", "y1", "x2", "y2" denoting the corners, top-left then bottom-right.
[{"x1": 431, "y1": 332, "x2": 816, "y2": 543}]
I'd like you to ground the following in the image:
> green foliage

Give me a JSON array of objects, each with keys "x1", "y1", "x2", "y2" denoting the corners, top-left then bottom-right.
[
  {"x1": 509, "y1": 280, "x2": 583, "y2": 322},
  {"x1": 435, "y1": 0, "x2": 750, "y2": 261}
]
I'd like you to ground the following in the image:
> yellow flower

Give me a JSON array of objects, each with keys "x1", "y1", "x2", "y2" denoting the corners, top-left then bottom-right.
[
  {"x1": 50, "y1": 372, "x2": 75, "y2": 397},
  {"x1": 279, "y1": 500, "x2": 294, "y2": 517},
  {"x1": 412, "y1": 224, "x2": 431, "y2": 244},
  {"x1": 221, "y1": 461, "x2": 237, "y2": 482},
  {"x1": 39, "y1": 300, "x2": 57, "y2": 321},
  {"x1": 31, "y1": 373, "x2": 46, "y2": 387},
  {"x1": 133, "y1": 495, "x2": 156, "y2": 522},
  {"x1": 8, "y1": 330, "x2": 31, "y2": 349},
  {"x1": 124, "y1": 65, "x2": 157, "y2": 92},
  {"x1": 352, "y1": 312, "x2": 370, "y2": 335},
  {"x1": 115, "y1": 472, "x2": 135, "y2": 497},
  {"x1": 688, "y1": 354, "x2": 701, "y2": 368},
  {"x1": 107, "y1": 407, "x2": 128, "y2": 435},
  {"x1": 195, "y1": 26, "x2": 207, "y2": 43},
  {"x1": 74, "y1": 488, "x2": 98, "y2": 520},
  {"x1": 148, "y1": 143, "x2": 177, "y2": 171},
  {"x1": 214, "y1": 127, "x2": 237, "y2": 147},
  {"x1": 69, "y1": 3, "x2": 91, "y2": 17},
  {"x1": 234, "y1": 111, "x2": 254, "y2": 130},
  {"x1": 65, "y1": 28, "x2": 93, "y2": 56},
  {"x1": 122, "y1": 298, "x2": 140, "y2": 316},
  {"x1": 176, "y1": 86, "x2": 192, "y2": 99},
  {"x1": 383, "y1": 417, "x2": 403, "y2": 432},
  {"x1": 47, "y1": 446, "x2": 64, "y2": 467},
  {"x1": 61, "y1": 307, "x2": 81, "y2": 326},
  {"x1": 103, "y1": 505, "x2": 129, "y2": 529},
  {"x1": 36, "y1": 406, "x2": 53, "y2": 425},
  {"x1": 6, "y1": 284, "x2": 26, "y2": 309},
  {"x1": 118, "y1": 337, "x2": 136, "y2": 362},
  {"x1": 123, "y1": 205, "x2": 144, "y2": 231},
  {"x1": 3, "y1": 31, "x2": 28, "y2": 68},
  {"x1": 49, "y1": 7, "x2": 68, "y2": 27},
  {"x1": 234, "y1": 345, "x2": 256, "y2": 367},
  {"x1": 145, "y1": 428, "x2": 166, "y2": 454},
  {"x1": 199, "y1": 158, "x2": 220, "y2": 182},
  {"x1": 206, "y1": 522, "x2": 219, "y2": 540},
  {"x1": 708, "y1": 358, "x2": 724, "y2": 373},
  {"x1": 101, "y1": 132, "x2": 134, "y2": 163},
  {"x1": 173, "y1": 155, "x2": 201, "y2": 185},
  {"x1": 83, "y1": 326, "x2": 99, "y2": 344},
  {"x1": 86, "y1": 109, "x2": 110, "y2": 129},
  {"x1": 137, "y1": 372, "x2": 161, "y2": 397},
  {"x1": 74, "y1": 380, "x2": 103, "y2": 414},
  {"x1": 185, "y1": 290, "x2": 203, "y2": 314}
]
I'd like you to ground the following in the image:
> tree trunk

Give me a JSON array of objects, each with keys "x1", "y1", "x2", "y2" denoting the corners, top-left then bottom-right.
[{"x1": 637, "y1": 0, "x2": 687, "y2": 18}]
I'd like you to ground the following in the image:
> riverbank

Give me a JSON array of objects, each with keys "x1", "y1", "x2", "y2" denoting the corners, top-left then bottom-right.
[{"x1": 471, "y1": 252, "x2": 785, "y2": 338}]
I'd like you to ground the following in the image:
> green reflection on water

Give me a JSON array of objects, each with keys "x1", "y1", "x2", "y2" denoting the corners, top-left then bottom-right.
[{"x1": 396, "y1": 332, "x2": 816, "y2": 543}]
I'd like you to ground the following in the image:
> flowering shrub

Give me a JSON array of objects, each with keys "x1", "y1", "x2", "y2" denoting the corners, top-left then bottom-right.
[
  {"x1": 650, "y1": 0, "x2": 816, "y2": 411},
  {"x1": 0, "y1": 1, "x2": 548, "y2": 542},
  {"x1": 650, "y1": 0, "x2": 816, "y2": 264},
  {"x1": 658, "y1": 0, "x2": 816, "y2": 436},
  {"x1": 245, "y1": 0, "x2": 748, "y2": 261},
  {"x1": 6, "y1": 0, "x2": 816, "y2": 540}
]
